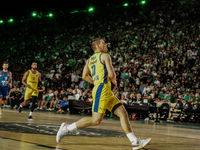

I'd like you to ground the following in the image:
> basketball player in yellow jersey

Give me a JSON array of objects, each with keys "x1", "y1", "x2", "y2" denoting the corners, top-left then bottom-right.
[
  {"x1": 18, "y1": 62, "x2": 41, "y2": 120},
  {"x1": 57, "y1": 38, "x2": 151, "y2": 149}
]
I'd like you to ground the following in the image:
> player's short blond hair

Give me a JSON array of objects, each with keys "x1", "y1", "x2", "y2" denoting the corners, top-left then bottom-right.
[{"x1": 91, "y1": 38, "x2": 101, "y2": 51}]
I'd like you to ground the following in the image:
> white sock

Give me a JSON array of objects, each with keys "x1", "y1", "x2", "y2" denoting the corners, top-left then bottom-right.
[
  {"x1": 126, "y1": 132, "x2": 137, "y2": 145},
  {"x1": 29, "y1": 112, "x2": 33, "y2": 116},
  {"x1": 62, "y1": 122, "x2": 77, "y2": 132},
  {"x1": 20, "y1": 104, "x2": 23, "y2": 108}
]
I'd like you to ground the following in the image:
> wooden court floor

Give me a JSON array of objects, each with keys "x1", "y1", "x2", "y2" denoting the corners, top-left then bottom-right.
[{"x1": 0, "y1": 109, "x2": 200, "y2": 150}]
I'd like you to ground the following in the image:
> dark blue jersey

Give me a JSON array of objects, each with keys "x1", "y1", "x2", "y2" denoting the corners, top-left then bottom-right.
[{"x1": 0, "y1": 70, "x2": 10, "y2": 87}]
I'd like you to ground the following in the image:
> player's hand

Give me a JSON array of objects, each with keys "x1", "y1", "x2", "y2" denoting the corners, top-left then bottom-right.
[
  {"x1": 26, "y1": 84, "x2": 31, "y2": 88},
  {"x1": 112, "y1": 80, "x2": 117, "y2": 92}
]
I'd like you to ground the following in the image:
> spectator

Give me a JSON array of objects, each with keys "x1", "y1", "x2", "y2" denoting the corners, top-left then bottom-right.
[
  {"x1": 79, "y1": 92, "x2": 88, "y2": 101},
  {"x1": 86, "y1": 92, "x2": 93, "y2": 103},
  {"x1": 121, "y1": 94, "x2": 128, "y2": 105},
  {"x1": 74, "y1": 90, "x2": 80, "y2": 100},
  {"x1": 56, "y1": 96, "x2": 69, "y2": 113},
  {"x1": 58, "y1": 90, "x2": 66, "y2": 100},
  {"x1": 73, "y1": 85, "x2": 82, "y2": 96},
  {"x1": 41, "y1": 89, "x2": 54, "y2": 110}
]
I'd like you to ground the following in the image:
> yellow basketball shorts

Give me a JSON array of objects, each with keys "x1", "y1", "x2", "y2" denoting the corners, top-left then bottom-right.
[
  {"x1": 24, "y1": 87, "x2": 38, "y2": 100},
  {"x1": 92, "y1": 83, "x2": 121, "y2": 114}
]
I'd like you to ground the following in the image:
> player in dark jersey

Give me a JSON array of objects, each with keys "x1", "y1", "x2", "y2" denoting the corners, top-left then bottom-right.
[{"x1": 0, "y1": 61, "x2": 12, "y2": 115}]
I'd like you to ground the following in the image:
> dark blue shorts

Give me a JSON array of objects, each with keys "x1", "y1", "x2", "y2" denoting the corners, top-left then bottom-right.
[{"x1": 0, "y1": 86, "x2": 9, "y2": 101}]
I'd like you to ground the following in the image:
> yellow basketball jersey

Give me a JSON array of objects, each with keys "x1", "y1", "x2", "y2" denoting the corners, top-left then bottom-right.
[
  {"x1": 88, "y1": 52, "x2": 110, "y2": 86},
  {"x1": 27, "y1": 70, "x2": 39, "y2": 90}
]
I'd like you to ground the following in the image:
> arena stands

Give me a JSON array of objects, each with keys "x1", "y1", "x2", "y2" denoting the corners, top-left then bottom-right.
[{"x1": 1, "y1": 0, "x2": 200, "y2": 122}]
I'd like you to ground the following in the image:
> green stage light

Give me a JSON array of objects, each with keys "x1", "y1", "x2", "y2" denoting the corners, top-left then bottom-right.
[
  {"x1": 0, "y1": 20, "x2": 3, "y2": 23},
  {"x1": 70, "y1": 10, "x2": 79, "y2": 14},
  {"x1": 32, "y1": 12, "x2": 36, "y2": 16},
  {"x1": 141, "y1": 1, "x2": 146, "y2": 4},
  {"x1": 49, "y1": 13, "x2": 53, "y2": 17},
  {"x1": 123, "y1": 3, "x2": 128, "y2": 6},
  {"x1": 88, "y1": 7, "x2": 94, "y2": 12},
  {"x1": 8, "y1": 19, "x2": 13, "y2": 23}
]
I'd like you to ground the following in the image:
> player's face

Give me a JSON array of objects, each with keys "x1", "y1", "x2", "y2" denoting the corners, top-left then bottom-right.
[
  {"x1": 2, "y1": 64, "x2": 8, "y2": 70},
  {"x1": 99, "y1": 40, "x2": 108, "y2": 52},
  {"x1": 31, "y1": 63, "x2": 37, "y2": 70}
]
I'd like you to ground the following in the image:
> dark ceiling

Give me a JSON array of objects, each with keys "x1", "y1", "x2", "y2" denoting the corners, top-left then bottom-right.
[{"x1": 0, "y1": 0, "x2": 139, "y2": 20}]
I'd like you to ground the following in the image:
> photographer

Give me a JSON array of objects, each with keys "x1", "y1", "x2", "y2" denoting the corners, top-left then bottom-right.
[{"x1": 11, "y1": 88, "x2": 24, "y2": 109}]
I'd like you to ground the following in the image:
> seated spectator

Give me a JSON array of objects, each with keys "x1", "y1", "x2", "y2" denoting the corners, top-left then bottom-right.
[
  {"x1": 184, "y1": 92, "x2": 190, "y2": 102},
  {"x1": 142, "y1": 83, "x2": 150, "y2": 95},
  {"x1": 192, "y1": 93, "x2": 200, "y2": 104},
  {"x1": 73, "y1": 85, "x2": 82, "y2": 96},
  {"x1": 121, "y1": 94, "x2": 128, "y2": 105},
  {"x1": 128, "y1": 93, "x2": 136, "y2": 105},
  {"x1": 170, "y1": 91, "x2": 176, "y2": 103},
  {"x1": 149, "y1": 83, "x2": 154, "y2": 91},
  {"x1": 79, "y1": 79, "x2": 85, "y2": 89},
  {"x1": 48, "y1": 90, "x2": 59, "y2": 111},
  {"x1": 66, "y1": 88, "x2": 75, "y2": 100},
  {"x1": 114, "y1": 92, "x2": 120, "y2": 99},
  {"x1": 143, "y1": 92, "x2": 151, "y2": 100},
  {"x1": 86, "y1": 92, "x2": 93, "y2": 103},
  {"x1": 58, "y1": 90, "x2": 66, "y2": 100},
  {"x1": 41, "y1": 89, "x2": 54, "y2": 110},
  {"x1": 74, "y1": 90, "x2": 80, "y2": 100},
  {"x1": 56, "y1": 96, "x2": 69, "y2": 113},
  {"x1": 159, "y1": 91, "x2": 165, "y2": 101},
  {"x1": 136, "y1": 92, "x2": 142, "y2": 103},
  {"x1": 165, "y1": 93, "x2": 170, "y2": 102},
  {"x1": 79, "y1": 92, "x2": 88, "y2": 101},
  {"x1": 154, "y1": 78, "x2": 160, "y2": 86},
  {"x1": 150, "y1": 91, "x2": 155, "y2": 99}
]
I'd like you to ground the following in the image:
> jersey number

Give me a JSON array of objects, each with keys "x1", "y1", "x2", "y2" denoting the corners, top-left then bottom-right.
[
  {"x1": 33, "y1": 77, "x2": 35, "y2": 80},
  {"x1": 91, "y1": 65, "x2": 96, "y2": 77}
]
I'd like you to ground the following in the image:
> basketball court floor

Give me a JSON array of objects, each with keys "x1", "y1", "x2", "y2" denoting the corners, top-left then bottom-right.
[{"x1": 0, "y1": 109, "x2": 200, "y2": 150}]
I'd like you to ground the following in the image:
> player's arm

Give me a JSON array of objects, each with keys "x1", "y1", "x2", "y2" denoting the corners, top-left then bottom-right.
[
  {"x1": 19, "y1": 94, "x2": 24, "y2": 100},
  {"x1": 38, "y1": 72, "x2": 45, "y2": 92},
  {"x1": 38, "y1": 72, "x2": 42, "y2": 83},
  {"x1": 102, "y1": 53, "x2": 117, "y2": 91},
  {"x1": 22, "y1": 71, "x2": 31, "y2": 88},
  {"x1": 9, "y1": 72, "x2": 12, "y2": 88},
  {"x1": 82, "y1": 60, "x2": 94, "y2": 84},
  {"x1": 41, "y1": 86, "x2": 45, "y2": 92},
  {"x1": 38, "y1": 86, "x2": 45, "y2": 92},
  {"x1": 8, "y1": 89, "x2": 12, "y2": 98}
]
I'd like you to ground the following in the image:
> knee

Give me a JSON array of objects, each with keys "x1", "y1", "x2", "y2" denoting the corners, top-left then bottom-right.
[{"x1": 92, "y1": 119, "x2": 102, "y2": 126}]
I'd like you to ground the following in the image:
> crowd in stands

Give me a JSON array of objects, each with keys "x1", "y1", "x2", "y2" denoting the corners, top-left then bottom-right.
[{"x1": 1, "y1": 0, "x2": 200, "y2": 114}]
